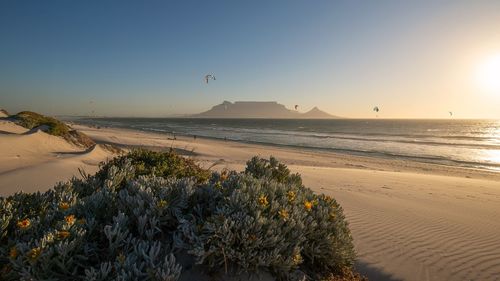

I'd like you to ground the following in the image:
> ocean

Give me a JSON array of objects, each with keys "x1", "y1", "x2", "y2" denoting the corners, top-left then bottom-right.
[{"x1": 73, "y1": 118, "x2": 500, "y2": 171}]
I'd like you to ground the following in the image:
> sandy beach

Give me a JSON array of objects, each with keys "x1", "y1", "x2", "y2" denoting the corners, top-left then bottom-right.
[
  {"x1": 1, "y1": 120, "x2": 500, "y2": 280},
  {"x1": 0, "y1": 120, "x2": 115, "y2": 194}
]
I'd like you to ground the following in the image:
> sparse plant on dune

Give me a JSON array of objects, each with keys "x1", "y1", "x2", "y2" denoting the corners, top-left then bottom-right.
[
  {"x1": 0, "y1": 109, "x2": 9, "y2": 116},
  {"x1": 0, "y1": 151, "x2": 357, "y2": 280}
]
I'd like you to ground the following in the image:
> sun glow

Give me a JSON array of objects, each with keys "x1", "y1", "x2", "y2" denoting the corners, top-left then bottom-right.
[{"x1": 475, "y1": 54, "x2": 500, "y2": 94}]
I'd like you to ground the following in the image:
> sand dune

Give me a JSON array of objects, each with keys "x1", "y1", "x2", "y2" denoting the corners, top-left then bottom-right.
[
  {"x1": 0, "y1": 119, "x2": 28, "y2": 134},
  {"x1": 0, "y1": 121, "x2": 114, "y2": 195},
  {"x1": 73, "y1": 124, "x2": 500, "y2": 281}
]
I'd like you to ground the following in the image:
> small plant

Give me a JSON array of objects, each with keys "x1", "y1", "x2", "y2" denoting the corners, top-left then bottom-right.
[
  {"x1": 0, "y1": 109, "x2": 9, "y2": 116},
  {"x1": 0, "y1": 151, "x2": 357, "y2": 280}
]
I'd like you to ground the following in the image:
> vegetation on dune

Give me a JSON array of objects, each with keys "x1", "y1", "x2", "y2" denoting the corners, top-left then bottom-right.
[
  {"x1": 10, "y1": 111, "x2": 95, "y2": 148},
  {"x1": 0, "y1": 151, "x2": 359, "y2": 280},
  {"x1": 11, "y1": 111, "x2": 69, "y2": 135},
  {"x1": 0, "y1": 109, "x2": 9, "y2": 116}
]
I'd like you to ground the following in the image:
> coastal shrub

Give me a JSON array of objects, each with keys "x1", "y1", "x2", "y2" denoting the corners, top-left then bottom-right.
[
  {"x1": 0, "y1": 151, "x2": 356, "y2": 280},
  {"x1": 180, "y1": 157, "x2": 355, "y2": 279},
  {"x1": 245, "y1": 156, "x2": 302, "y2": 185},
  {"x1": 94, "y1": 149, "x2": 210, "y2": 186}
]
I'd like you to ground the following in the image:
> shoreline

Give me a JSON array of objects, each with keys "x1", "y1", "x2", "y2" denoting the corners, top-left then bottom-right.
[
  {"x1": 73, "y1": 123, "x2": 500, "y2": 182},
  {"x1": 71, "y1": 118, "x2": 500, "y2": 173}
]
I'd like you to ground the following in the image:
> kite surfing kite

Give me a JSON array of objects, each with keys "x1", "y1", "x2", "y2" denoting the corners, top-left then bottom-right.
[
  {"x1": 204, "y1": 74, "x2": 216, "y2": 84},
  {"x1": 294, "y1": 105, "x2": 299, "y2": 110},
  {"x1": 449, "y1": 111, "x2": 453, "y2": 117},
  {"x1": 373, "y1": 106, "x2": 380, "y2": 113}
]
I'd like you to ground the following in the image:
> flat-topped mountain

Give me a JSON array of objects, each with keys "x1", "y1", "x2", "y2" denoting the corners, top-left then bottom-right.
[{"x1": 193, "y1": 101, "x2": 340, "y2": 118}]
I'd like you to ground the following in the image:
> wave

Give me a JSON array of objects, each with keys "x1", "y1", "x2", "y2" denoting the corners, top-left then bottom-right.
[
  {"x1": 190, "y1": 135, "x2": 500, "y2": 171},
  {"x1": 150, "y1": 124, "x2": 500, "y2": 150}
]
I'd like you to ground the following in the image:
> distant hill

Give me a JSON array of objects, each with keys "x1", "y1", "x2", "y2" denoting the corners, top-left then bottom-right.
[
  {"x1": 193, "y1": 101, "x2": 340, "y2": 119},
  {"x1": 301, "y1": 106, "x2": 336, "y2": 118}
]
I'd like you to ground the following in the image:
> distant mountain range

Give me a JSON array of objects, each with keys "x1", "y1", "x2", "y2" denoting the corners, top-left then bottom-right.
[{"x1": 192, "y1": 101, "x2": 340, "y2": 118}]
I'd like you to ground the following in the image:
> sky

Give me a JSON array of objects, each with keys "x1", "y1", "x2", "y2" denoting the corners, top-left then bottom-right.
[{"x1": 0, "y1": 0, "x2": 499, "y2": 118}]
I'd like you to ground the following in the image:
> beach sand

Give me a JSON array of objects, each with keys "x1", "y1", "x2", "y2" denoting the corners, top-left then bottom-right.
[{"x1": 1, "y1": 120, "x2": 500, "y2": 280}]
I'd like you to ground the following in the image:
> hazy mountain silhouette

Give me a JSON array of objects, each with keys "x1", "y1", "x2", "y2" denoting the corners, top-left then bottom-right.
[
  {"x1": 193, "y1": 101, "x2": 340, "y2": 118},
  {"x1": 301, "y1": 106, "x2": 335, "y2": 118}
]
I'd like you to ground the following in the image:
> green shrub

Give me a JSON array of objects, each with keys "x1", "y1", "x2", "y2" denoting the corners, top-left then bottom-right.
[
  {"x1": 182, "y1": 157, "x2": 355, "y2": 279},
  {"x1": 94, "y1": 149, "x2": 210, "y2": 186},
  {"x1": 245, "y1": 156, "x2": 303, "y2": 185},
  {"x1": 0, "y1": 152, "x2": 356, "y2": 280}
]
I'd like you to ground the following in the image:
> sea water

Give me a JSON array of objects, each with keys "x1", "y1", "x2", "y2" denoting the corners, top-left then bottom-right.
[{"x1": 74, "y1": 118, "x2": 500, "y2": 171}]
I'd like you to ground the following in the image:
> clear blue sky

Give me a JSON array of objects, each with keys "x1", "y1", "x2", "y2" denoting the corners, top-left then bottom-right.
[{"x1": 1, "y1": 1, "x2": 499, "y2": 118}]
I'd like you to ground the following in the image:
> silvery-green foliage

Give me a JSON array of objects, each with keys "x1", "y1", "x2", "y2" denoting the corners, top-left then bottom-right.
[
  {"x1": 0, "y1": 158, "x2": 182, "y2": 280},
  {"x1": 176, "y1": 163, "x2": 355, "y2": 279},
  {"x1": 0, "y1": 152, "x2": 355, "y2": 281},
  {"x1": 0, "y1": 198, "x2": 13, "y2": 240},
  {"x1": 245, "y1": 156, "x2": 302, "y2": 186}
]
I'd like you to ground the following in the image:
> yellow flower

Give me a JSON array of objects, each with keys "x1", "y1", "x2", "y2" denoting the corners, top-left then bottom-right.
[
  {"x1": 65, "y1": 215, "x2": 76, "y2": 226},
  {"x1": 56, "y1": 230, "x2": 70, "y2": 240},
  {"x1": 220, "y1": 170, "x2": 229, "y2": 181},
  {"x1": 17, "y1": 219, "x2": 31, "y2": 230},
  {"x1": 304, "y1": 201, "x2": 313, "y2": 211},
  {"x1": 27, "y1": 247, "x2": 41, "y2": 261},
  {"x1": 292, "y1": 252, "x2": 303, "y2": 265},
  {"x1": 278, "y1": 209, "x2": 289, "y2": 221},
  {"x1": 215, "y1": 181, "x2": 223, "y2": 189},
  {"x1": 59, "y1": 202, "x2": 70, "y2": 211},
  {"x1": 287, "y1": 191, "x2": 296, "y2": 203},
  {"x1": 9, "y1": 247, "x2": 17, "y2": 259},
  {"x1": 157, "y1": 200, "x2": 168, "y2": 208},
  {"x1": 330, "y1": 212, "x2": 336, "y2": 220},
  {"x1": 258, "y1": 195, "x2": 268, "y2": 207}
]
